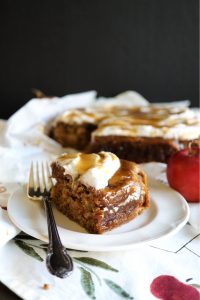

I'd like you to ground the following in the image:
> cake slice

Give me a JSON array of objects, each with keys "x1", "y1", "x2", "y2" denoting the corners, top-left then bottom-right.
[{"x1": 50, "y1": 151, "x2": 149, "y2": 233}]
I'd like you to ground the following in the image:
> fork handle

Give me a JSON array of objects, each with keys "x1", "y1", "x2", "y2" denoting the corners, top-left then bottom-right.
[
  {"x1": 43, "y1": 195, "x2": 63, "y2": 251},
  {"x1": 43, "y1": 195, "x2": 73, "y2": 278}
]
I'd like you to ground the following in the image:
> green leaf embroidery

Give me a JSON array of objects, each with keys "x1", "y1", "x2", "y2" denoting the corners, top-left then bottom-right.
[
  {"x1": 14, "y1": 234, "x2": 38, "y2": 240},
  {"x1": 14, "y1": 240, "x2": 43, "y2": 262},
  {"x1": 186, "y1": 278, "x2": 193, "y2": 282},
  {"x1": 66, "y1": 248, "x2": 88, "y2": 253},
  {"x1": 104, "y1": 279, "x2": 134, "y2": 299},
  {"x1": 79, "y1": 267, "x2": 96, "y2": 300},
  {"x1": 39, "y1": 244, "x2": 87, "y2": 253},
  {"x1": 40, "y1": 246, "x2": 48, "y2": 254},
  {"x1": 74, "y1": 257, "x2": 118, "y2": 272},
  {"x1": 39, "y1": 243, "x2": 48, "y2": 248},
  {"x1": 74, "y1": 259, "x2": 101, "y2": 285},
  {"x1": 189, "y1": 283, "x2": 200, "y2": 289}
]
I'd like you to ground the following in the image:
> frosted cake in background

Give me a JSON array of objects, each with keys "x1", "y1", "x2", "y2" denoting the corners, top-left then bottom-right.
[{"x1": 49, "y1": 93, "x2": 200, "y2": 163}]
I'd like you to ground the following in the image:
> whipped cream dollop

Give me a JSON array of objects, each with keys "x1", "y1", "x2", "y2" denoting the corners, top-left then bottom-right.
[{"x1": 56, "y1": 152, "x2": 121, "y2": 189}]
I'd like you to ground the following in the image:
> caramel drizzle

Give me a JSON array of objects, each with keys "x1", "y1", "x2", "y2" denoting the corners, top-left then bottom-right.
[
  {"x1": 58, "y1": 152, "x2": 112, "y2": 175},
  {"x1": 61, "y1": 106, "x2": 199, "y2": 128},
  {"x1": 108, "y1": 161, "x2": 139, "y2": 186},
  {"x1": 98, "y1": 117, "x2": 199, "y2": 129},
  {"x1": 57, "y1": 153, "x2": 143, "y2": 192}
]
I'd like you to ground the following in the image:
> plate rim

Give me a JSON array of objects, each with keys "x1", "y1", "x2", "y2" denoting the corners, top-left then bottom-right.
[{"x1": 7, "y1": 179, "x2": 190, "y2": 252}]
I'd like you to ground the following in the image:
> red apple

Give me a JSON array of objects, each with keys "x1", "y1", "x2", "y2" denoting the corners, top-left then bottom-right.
[
  {"x1": 150, "y1": 275, "x2": 200, "y2": 300},
  {"x1": 167, "y1": 145, "x2": 200, "y2": 202}
]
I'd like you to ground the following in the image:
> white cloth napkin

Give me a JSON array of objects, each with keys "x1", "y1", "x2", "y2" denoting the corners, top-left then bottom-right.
[
  {"x1": 0, "y1": 208, "x2": 20, "y2": 247},
  {"x1": 0, "y1": 222, "x2": 199, "y2": 300}
]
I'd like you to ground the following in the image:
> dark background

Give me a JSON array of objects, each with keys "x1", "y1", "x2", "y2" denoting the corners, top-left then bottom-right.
[
  {"x1": 0, "y1": 1, "x2": 199, "y2": 298},
  {"x1": 0, "y1": 0, "x2": 199, "y2": 119}
]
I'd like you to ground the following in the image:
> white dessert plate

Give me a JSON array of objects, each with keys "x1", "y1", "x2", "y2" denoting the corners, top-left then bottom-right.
[{"x1": 7, "y1": 176, "x2": 189, "y2": 252}]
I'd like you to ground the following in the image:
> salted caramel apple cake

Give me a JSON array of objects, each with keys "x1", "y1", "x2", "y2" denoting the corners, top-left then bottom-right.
[
  {"x1": 50, "y1": 152, "x2": 149, "y2": 233},
  {"x1": 49, "y1": 103, "x2": 200, "y2": 163}
]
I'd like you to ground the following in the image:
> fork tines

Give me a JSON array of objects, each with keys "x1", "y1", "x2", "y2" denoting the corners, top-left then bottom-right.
[{"x1": 28, "y1": 161, "x2": 53, "y2": 198}]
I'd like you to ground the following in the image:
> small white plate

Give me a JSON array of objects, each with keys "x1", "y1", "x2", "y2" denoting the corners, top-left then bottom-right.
[{"x1": 7, "y1": 178, "x2": 189, "y2": 252}]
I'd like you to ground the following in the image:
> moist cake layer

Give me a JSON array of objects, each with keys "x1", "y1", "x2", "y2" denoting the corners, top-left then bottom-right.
[
  {"x1": 49, "y1": 122, "x2": 97, "y2": 150},
  {"x1": 88, "y1": 136, "x2": 180, "y2": 163}
]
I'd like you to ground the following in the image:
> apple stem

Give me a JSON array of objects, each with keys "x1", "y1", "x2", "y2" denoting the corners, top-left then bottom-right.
[{"x1": 188, "y1": 139, "x2": 200, "y2": 155}]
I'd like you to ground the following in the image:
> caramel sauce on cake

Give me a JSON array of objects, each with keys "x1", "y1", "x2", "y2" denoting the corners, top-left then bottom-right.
[
  {"x1": 55, "y1": 105, "x2": 200, "y2": 140},
  {"x1": 58, "y1": 152, "x2": 115, "y2": 175},
  {"x1": 96, "y1": 107, "x2": 200, "y2": 128},
  {"x1": 56, "y1": 152, "x2": 121, "y2": 189},
  {"x1": 92, "y1": 106, "x2": 200, "y2": 141},
  {"x1": 108, "y1": 160, "x2": 141, "y2": 187},
  {"x1": 103, "y1": 160, "x2": 146, "y2": 206},
  {"x1": 52, "y1": 103, "x2": 200, "y2": 139},
  {"x1": 77, "y1": 153, "x2": 111, "y2": 174}
]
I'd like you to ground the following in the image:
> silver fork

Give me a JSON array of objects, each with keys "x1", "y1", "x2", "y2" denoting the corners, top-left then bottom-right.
[{"x1": 27, "y1": 162, "x2": 73, "y2": 278}]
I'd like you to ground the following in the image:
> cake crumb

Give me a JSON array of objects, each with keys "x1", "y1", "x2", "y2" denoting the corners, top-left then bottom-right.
[{"x1": 42, "y1": 283, "x2": 49, "y2": 290}]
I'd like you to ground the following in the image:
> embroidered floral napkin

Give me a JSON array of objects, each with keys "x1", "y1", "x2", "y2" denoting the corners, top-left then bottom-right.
[{"x1": 0, "y1": 91, "x2": 199, "y2": 300}]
